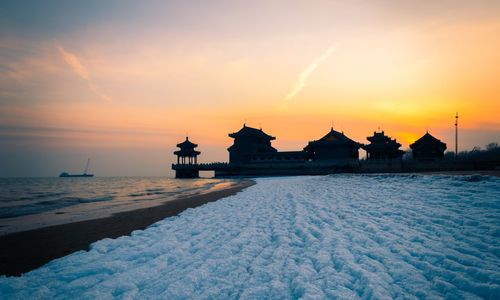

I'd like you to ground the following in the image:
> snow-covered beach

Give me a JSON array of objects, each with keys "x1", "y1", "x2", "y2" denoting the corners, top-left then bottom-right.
[{"x1": 1, "y1": 174, "x2": 499, "y2": 299}]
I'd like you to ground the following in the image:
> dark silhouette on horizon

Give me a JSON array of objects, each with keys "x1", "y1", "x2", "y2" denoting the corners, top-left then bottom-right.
[
  {"x1": 305, "y1": 127, "x2": 361, "y2": 161},
  {"x1": 410, "y1": 132, "x2": 447, "y2": 161},
  {"x1": 362, "y1": 131, "x2": 405, "y2": 160},
  {"x1": 59, "y1": 158, "x2": 94, "y2": 178},
  {"x1": 173, "y1": 124, "x2": 498, "y2": 178},
  {"x1": 174, "y1": 137, "x2": 200, "y2": 178}
]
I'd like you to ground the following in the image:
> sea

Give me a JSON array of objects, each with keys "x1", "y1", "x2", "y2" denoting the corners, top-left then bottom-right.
[{"x1": 0, "y1": 177, "x2": 238, "y2": 235}]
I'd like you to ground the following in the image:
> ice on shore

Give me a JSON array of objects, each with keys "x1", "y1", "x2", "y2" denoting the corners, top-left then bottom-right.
[{"x1": 1, "y1": 174, "x2": 499, "y2": 299}]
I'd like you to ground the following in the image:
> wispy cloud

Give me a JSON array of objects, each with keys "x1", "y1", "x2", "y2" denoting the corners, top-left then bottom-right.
[
  {"x1": 56, "y1": 44, "x2": 90, "y2": 80},
  {"x1": 56, "y1": 42, "x2": 111, "y2": 102},
  {"x1": 285, "y1": 45, "x2": 336, "y2": 100},
  {"x1": 88, "y1": 83, "x2": 112, "y2": 102}
]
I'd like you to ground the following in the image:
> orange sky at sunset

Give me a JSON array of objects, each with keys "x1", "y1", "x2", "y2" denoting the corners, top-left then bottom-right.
[{"x1": 1, "y1": 1, "x2": 499, "y2": 176}]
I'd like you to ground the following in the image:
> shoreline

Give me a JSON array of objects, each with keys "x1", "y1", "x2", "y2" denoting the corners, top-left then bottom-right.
[
  {"x1": 0, "y1": 178, "x2": 244, "y2": 236},
  {"x1": 0, "y1": 180, "x2": 255, "y2": 277},
  {"x1": 414, "y1": 170, "x2": 500, "y2": 177}
]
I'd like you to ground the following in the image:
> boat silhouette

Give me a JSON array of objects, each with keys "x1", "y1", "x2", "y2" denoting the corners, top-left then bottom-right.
[{"x1": 59, "y1": 158, "x2": 94, "y2": 177}]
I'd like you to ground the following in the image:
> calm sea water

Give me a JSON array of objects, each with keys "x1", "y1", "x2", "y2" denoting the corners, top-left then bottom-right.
[{"x1": 0, "y1": 177, "x2": 238, "y2": 235}]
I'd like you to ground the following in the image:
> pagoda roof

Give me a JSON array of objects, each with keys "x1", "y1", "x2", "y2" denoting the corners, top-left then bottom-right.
[
  {"x1": 176, "y1": 137, "x2": 198, "y2": 149},
  {"x1": 174, "y1": 149, "x2": 201, "y2": 156},
  {"x1": 410, "y1": 132, "x2": 446, "y2": 149},
  {"x1": 306, "y1": 128, "x2": 361, "y2": 148},
  {"x1": 228, "y1": 124, "x2": 276, "y2": 140},
  {"x1": 367, "y1": 131, "x2": 390, "y2": 142},
  {"x1": 363, "y1": 144, "x2": 404, "y2": 154},
  {"x1": 365, "y1": 131, "x2": 401, "y2": 146}
]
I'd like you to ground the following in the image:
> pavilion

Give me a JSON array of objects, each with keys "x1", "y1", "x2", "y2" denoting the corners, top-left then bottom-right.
[
  {"x1": 304, "y1": 128, "x2": 361, "y2": 162},
  {"x1": 363, "y1": 131, "x2": 405, "y2": 160},
  {"x1": 174, "y1": 137, "x2": 201, "y2": 178},
  {"x1": 410, "y1": 132, "x2": 447, "y2": 161}
]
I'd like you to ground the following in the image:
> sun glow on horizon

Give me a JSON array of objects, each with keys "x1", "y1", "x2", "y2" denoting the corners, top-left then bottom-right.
[{"x1": 1, "y1": 1, "x2": 499, "y2": 176}]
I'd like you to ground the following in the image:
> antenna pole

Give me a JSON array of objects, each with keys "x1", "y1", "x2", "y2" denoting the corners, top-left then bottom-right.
[
  {"x1": 84, "y1": 158, "x2": 90, "y2": 174},
  {"x1": 455, "y1": 112, "x2": 459, "y2": 159}
]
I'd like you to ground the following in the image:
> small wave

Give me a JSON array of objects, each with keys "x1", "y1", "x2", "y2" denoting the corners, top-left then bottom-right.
[
  {"x1": 33, "y1": 192, "x2": 66, "y2": 198},
  {"x1": 0, "y1": 195, "x2": 115, "y2": 218},
  {"x1": 129, "y1": 193, "x2": 146, "y2": 197},
  {"x1": 78, "y1": 196, "x2": 115, "y2": 203},
  {"x1": 9, "y1": 192, "x2": 67, "y2": 202},
  {"x1": 459, "y1": 174, "x2": 491, "y2": 182},
  {"x1": 128, "y1": 191, "x2": 168, "y2": 197},
  {"x1": 145, "y1": 188, "x2": 165, "y2": 192}
]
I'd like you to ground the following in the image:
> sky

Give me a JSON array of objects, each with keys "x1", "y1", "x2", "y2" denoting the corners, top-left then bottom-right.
[{"x1": 1, "y1": 0, "x2": 499, "y2": 177}]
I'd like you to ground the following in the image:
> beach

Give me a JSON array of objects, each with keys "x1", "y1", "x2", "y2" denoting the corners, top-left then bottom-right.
[
  {"x1": 1, "y1": 174, "x2": 498, "y2": 298},
  {"x1": 0, "y1": 180, "x2": 254, "y2": 276},
  {"x1": 1, "y1": 171, "x2": 498, "y2": 278}
]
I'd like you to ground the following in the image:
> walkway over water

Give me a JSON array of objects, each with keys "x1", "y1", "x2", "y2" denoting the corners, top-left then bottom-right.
[
  {"x1": 172, "y1": 160, "x2": 498, "y2": 178},
  {"x1": 172, "y1": 163, "x2": 230, "y2": 171},
  {"x1": 172, "y1": 161, "x2": 360, "y2": 177}
]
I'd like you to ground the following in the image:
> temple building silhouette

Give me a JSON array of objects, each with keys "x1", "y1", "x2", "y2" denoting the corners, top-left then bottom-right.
[
  {"x1": 228, "y1": 124, "x2": 308, "y2": 164},
  {"x1": 172, "y1": 124, "x2": 456, "y2": 178},
  {"x1": 305, "y1": 128, "x2": 361, "y2": 162},
  {"x1": 174, "y1": 137, "x2": 200, "y2": 178},
  {"x1": 228, "y1": 125, "x2": 278, "y2": 163},
  {"x1": 226, "y1": 125, "x2": 361, "y2": 166},
  {"x1": 410, "y1": 132, "x2": 447, "y2": 161},
  {"x1": 362, "y1": 131, "x2": 405, "y2": 160}
]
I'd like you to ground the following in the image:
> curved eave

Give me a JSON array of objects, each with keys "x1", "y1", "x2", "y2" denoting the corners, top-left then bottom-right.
[
  {"x1": 174, "y1": 150, "x2": 201, "y2": 156},
  {"x1": 410, "y1": 133, "x2": 446, "y2": 149},
  {"x1": 409, "y1": 140, "x2": 447, "y2": 149},
  {"x1": 228, "y1": 126, "x2": 276, "y2": 140},
  {"x1": 229, "y1": 133, "x2": 276, "y2": 140},
  {"x1": 176, "y1": 142, "x2": 198, "y2": 148},
  {"x1": 362, "y1": 142, "x2": 402, "y2": 150},
  {"x1": 306, "y1": 140, "x2": 362, "y2": 149}
]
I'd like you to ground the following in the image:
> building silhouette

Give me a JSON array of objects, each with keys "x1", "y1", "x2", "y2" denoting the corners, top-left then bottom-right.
[
  {"x1": 174, "y1": 137, "x2": 200, "y2": 178},
  {"x1": 171, "y1": 124, "x2": 467, "y2": 177},
  {"x1": 410, "y1": 132, "x2": 447, "y2": 161},
  {"x1": 228, "y1": 124, "x2": 310, "y2": 163},
  {"x1": 304, "y1": 128, "x2": 360, "y2": 161},
  {"x1": 363, "y1": 131, "x2": 405, "y2": 160},
  {"x1": 227, "y1": 124, "x2": 277, "y2": 163}
]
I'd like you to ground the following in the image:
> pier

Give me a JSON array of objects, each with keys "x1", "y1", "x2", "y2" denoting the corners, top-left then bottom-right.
[{"x1": 172, "y1": 162, "x2": 229, "y2": 178}]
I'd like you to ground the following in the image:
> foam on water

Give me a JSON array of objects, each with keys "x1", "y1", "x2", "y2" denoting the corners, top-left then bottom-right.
[{"x1": 1, "y1": 174, "x2": 499, "y2": 299}]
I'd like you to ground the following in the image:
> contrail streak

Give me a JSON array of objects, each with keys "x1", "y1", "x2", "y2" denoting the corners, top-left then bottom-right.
[
  {"x1": 56, "y1": 42, "x2": 112, "y2": 102},
  {"x1": 56, "y1": 44, "x2": 90, "y2": 81},
  {"x1": 285, "y1": 45, "x2": 336, "y2": 100}
]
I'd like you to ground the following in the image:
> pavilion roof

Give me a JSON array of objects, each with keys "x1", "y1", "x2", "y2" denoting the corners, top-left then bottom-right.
[
  {"x1": 366, "y1": 131, "x2": 401, "y2": 147},
  {"x1": 174, "y1": 149, "x2": 201, "y2": 156},
  {"x1": 176, "y1": 137, "x2": 198, "y2": 149},
  {"x1": 228, "y1": 124, "x2": 275, "y2": 140},
  {"x1": 306, "y1": 127, "x2": 361, "y2": 148},
  {"x1": 410, "y1": 132, "x2": 446, "y2": 149}
]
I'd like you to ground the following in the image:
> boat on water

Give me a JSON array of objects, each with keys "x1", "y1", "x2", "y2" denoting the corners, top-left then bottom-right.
[{"x1": 59, "y1": 158, "x2": 94, "y2": 177}]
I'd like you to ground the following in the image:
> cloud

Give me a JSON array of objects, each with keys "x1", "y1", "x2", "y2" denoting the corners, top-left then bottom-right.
[
  {"x1": 56, "y1": 44, "x2": 90, "y2": 80},
  {"x1": 0, "y1": 124, "x2": 177, "y2": 137},
  {"x1": 285, "y1": 45, "x2": 336, "y2": 100},
  {"x1": 56, "y1": 42, "x2": 111, "y2": 102},
  {"x1": 89, "y1": 83, "x2": 112, "y2": 102}
]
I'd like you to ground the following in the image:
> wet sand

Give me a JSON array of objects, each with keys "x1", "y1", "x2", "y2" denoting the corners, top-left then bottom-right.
[{"x1": 0, "y1": 180, "x2": 254, "y2": 277}]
